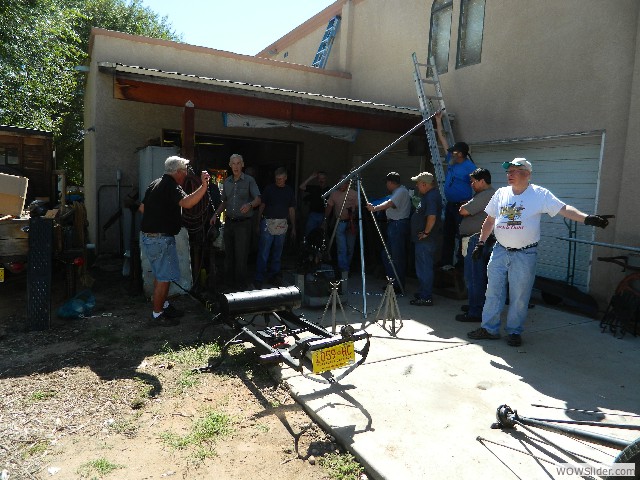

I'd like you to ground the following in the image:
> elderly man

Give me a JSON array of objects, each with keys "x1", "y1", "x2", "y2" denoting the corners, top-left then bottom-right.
[
  {"x1": 435, "y1": 112, "x2": 476, "y2": 269},
  {"x1": 139, "y1": 156, "x2": 210, "y2": 326},
  {"x1": 409, "y1": 172, "x2": 442, "y2": 306},
  {"x1": 366, "y1": 172, "x2": 412, "y2": 292},
  {"x1": 456, "y1": 168, "x2": 495, "y2": 322},
  {"x1": 255, "y1": 167, "x2": 296, "y2": 288},
  {"x1": 324, "y1": 174, "x2": 358, "y2": 278},
  {"x1": 211, "y1": 154, "x2": 261, "y2": 291},
  {"x1": 467, "y1": 158, "x2": 609, "y2": 346}
]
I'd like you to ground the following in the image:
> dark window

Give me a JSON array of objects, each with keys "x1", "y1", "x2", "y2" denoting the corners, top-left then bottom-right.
[
  {"x1": 456, "y1": 0, "x2": 486, "y2": 68},
  {"x1": 0, "y1": 146, "x2": 19, "y2": 165},
  {"x1": 428, "y1": 0, "x2": 454, "y2": 74}
]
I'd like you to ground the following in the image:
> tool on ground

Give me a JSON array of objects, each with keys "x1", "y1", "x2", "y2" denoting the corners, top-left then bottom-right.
[
  {"x1": 194, "y1": 285, "x2": 370, "y2": 384},
  {"x1": 493, "y1": 404, "x2": 640, "y2": 473}
]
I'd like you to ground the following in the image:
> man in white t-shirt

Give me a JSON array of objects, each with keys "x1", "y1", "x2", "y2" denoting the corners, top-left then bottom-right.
[
  {"x1": 366, "y1": 172, "x2": 412, "y2": 292},
  {"x1": 467, "y1": 158, "x2": 609, "y2": 347}
]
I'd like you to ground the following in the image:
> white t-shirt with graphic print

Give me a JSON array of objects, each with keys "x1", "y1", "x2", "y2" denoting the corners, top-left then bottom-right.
[{"x1": 485, "y1": 184, "x2": 565, "y2": 249}]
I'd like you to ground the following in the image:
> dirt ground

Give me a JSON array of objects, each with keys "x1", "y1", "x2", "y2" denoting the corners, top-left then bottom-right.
[{"x1": 0, "y1": 256, "x2": 365, "y2": 480}]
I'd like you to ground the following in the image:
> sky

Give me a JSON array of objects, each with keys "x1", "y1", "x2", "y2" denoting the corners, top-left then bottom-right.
[{"x1": 140, "y1": 0, "x2": 337, "y2": 56}]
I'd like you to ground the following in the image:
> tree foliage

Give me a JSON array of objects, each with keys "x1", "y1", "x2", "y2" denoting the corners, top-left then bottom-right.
[{"x1": 0, "y1": 0, "x2": 180, "y2": 185}]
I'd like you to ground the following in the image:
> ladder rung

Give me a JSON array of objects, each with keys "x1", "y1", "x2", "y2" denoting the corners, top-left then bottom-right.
[
  {"x1": 421, "y1": 79, "x2": 438, "y2": 84},
  {"x1": 425, "y1": 95, "x2": 443, "y2": 100}
]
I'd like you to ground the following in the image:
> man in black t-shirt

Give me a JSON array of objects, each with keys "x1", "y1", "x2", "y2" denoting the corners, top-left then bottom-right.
[
  {"x1": 254, "y1": 167, "x2": 296, "y2": 287},
  {"x1": 139, "y1": 156, "x2": 210, "y2": 326}
]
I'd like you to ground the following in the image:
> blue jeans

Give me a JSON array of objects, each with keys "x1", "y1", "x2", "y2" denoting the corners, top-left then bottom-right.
[
  {"x1": 464, "y1": 234, "x2": 493, "y2": 318},
  {"x1": 481, "y1": 243, "x2": 538, "y2": 335},
  {"x1": 255, "y1": 219, "x2": 286, "y2": 283},
  {"x1": 305, "y1": 212, "x2": 325, "y2": 237},
  {"x1": 414, "y1": 240, "x2": 436, "y2": 300},
  {"x1": 382, "y1": 218, "x2": 410, "y2": 288},
  {"x1": 141, "y1": 235, "x2": 180, "y2": 282},
  {"x1": 336, "y1": 221, "x2": 357, "y2": 272}
]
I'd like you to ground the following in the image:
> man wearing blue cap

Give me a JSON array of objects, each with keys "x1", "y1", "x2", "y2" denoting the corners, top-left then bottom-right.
[{"x1": 467, "y1": 158, "x2": 609, "y2": 346}]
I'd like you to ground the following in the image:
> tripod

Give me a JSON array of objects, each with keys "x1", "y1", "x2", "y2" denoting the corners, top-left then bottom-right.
[{"x1": 319, "y1": 280, "x2": 348, "y2": 334}]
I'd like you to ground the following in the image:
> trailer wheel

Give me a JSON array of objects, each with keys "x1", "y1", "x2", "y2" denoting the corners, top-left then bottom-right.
[{"x1": 605, "y1": 436, "x2": 640, "y2": 479}]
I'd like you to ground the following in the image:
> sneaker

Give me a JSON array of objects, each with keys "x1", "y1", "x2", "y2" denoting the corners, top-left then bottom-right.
[
  {"x1": 410, "y1": 298, "x2": 433, "y2": 306},
  {"x1": 151, "y1": 312, "x2": 180, "y2": 327},
  {"x1": 507, "y1": 334, "x2": 522, "y2": 347},
  {"x1": 456, "y1": 313, "x2": 481, "y2": 322},
  {"x1": 163, "y1": 304, "x2": 184, "y2": 318},
  {"x1": 461, "y1": 304, "x2": 470, "y2": 312},
  {"x1": 467, "y1": 327, "x2": 500, "y2": 340}
]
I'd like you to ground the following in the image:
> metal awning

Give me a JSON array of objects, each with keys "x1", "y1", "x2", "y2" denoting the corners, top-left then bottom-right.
[{"x1": 98, "y1": 62, "x2": 421, "y2": 133}]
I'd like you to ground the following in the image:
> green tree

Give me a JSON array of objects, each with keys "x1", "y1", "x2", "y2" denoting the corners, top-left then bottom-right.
[{"x1": 0, "y1": 0, "x2": 180, "y2": 185}]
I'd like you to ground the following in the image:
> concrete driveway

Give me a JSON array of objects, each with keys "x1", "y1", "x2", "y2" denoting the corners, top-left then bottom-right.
[{"x1": 280, "y1": 278, "x2": 640, "y2": 480}]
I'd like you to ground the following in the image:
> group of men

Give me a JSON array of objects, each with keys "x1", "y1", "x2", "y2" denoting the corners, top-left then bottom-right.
[{"x1": 139, "y1": 150, "x2": 608, "y2": 346}]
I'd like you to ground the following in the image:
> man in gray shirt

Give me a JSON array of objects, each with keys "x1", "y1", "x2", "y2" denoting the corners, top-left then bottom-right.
[
  {"x1": 211, "y1": 154, "x2": 261, "y2": 291},
  {"x1": 366, "y1": 172, "x2": 412, "y2": 292},
  {"x1": 456, "y1": 168, "x2": 495, "y2": 322}
]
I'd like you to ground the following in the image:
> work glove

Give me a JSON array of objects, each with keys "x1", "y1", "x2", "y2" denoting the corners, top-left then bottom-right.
[
  {"x1": 471, "y1": 242, "x2": 484, "y2": 260},
  {"x1": 584, "y1": 215, "x2": 609, "y2": 229}
]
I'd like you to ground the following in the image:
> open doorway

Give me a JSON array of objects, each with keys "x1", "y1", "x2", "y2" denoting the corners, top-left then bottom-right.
[{"x1": 161, "y1": 130, "x2": 300, "y2": 190}]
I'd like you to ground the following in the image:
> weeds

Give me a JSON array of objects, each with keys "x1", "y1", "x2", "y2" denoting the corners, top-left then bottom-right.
[
  {"x1": 29, "y1": 390, "x2": 57, "y2": 401},
  {"x1": 158, "y1": 342, "x2": 221, "y2": 366},
  {"x1": 160, "y1": 409, "x2": 232, "y2": 459},
  {"x1": 319, "y1": 452, "x2": 364, "y2": 480},
  {"x1": 130, "y1": 376, "x2": 154, "y2": 409},
  {"x1": 23, "y1": 440, "x2": 48, "y2": 458},
  {"x1": 110, "y1": 413, "x2": 141, "y2": 438},
  {"x1": 76, "y1": 458, "x2": 123, "y2": 478}
]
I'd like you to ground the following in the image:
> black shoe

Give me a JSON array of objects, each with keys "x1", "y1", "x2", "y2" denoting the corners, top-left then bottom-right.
[
  {"x1": 150, "y1": 312, "x2": 180, "y2": 327},
  {"x1": 456, "y1": 313, "x2": 481, "y2": 322},
  {"x1": 163, "y1": 304, "x2": 184, "y2": 318},
  {"x1": 467, "y1": 327, "x2": 500, "y2": 340},
  {"x1": 461, "y1": 304, "x2": 470, "y2": 312},
  {"x1": 507, "y1": 334, "x2": 522, "y2": 347}
]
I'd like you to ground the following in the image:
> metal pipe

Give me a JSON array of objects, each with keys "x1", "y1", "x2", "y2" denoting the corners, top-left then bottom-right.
[
  {"x1": 322, "y1": 112, "x2": 440, "y2": 200},
  {"x1": 496, "y1": 405, "x2": 631, "y2": 451},
  {"x1": 557, "y1": 237, "x2": 640, "y2": 253}
]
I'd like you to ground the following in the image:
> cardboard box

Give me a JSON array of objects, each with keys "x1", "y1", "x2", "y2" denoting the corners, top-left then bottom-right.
[{"x1": 0, "y1": 173, "x2": 29, "y2": 217}]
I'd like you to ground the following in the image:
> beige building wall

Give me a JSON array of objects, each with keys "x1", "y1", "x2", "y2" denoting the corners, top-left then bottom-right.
[{"x1": 259, "y1": 0, "x2": 640, "y2": 302}]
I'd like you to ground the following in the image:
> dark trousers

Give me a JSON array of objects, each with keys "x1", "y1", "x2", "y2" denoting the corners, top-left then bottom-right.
[
  {"x1": 382, "y1": 218, "x2": 410, "y2": 289},
  {"x1": 441, "y1": 201, "x2": 463, "y2": 267},
  {"x1": 223, "y1": 218, "x2": 252, "y2": 289}
]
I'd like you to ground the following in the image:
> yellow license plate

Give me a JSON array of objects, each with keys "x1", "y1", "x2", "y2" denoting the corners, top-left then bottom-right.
[
  {"x1": 0, "y1": 267, "x2": 4, "y2": 282},
  {"x1": 311, "y1": 342, "x2": 355, "y2": 374}
]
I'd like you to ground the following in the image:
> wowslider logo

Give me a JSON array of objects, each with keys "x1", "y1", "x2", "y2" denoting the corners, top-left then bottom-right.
[{"x1": 554, "y1": 462, "x2": 635, "y2": 477}]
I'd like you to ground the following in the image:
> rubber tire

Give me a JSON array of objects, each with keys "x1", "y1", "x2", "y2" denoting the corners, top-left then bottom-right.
[{"x1": 604, "y1": 436, "x2": 640, "y2": 479}]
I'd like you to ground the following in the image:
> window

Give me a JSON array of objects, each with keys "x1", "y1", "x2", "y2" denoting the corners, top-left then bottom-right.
[
  {"x1": 428, "y1": 0, "x2": 453, "y2": 74},
  {"x1": 0, "y1": 146, "x2": 19, "y2": 165},
  {"x1": 456, "y1": 0, "x2": 486, "y2": 68}
]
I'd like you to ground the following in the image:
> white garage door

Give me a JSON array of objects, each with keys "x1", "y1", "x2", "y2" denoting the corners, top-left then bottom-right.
[{"x1": 470, "y1": 133, "x2": 604, "y2": 292}]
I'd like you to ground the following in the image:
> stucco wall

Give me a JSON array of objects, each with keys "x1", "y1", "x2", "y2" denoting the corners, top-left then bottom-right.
[{"x1": 264, "y1": 0, "x2": 640, "y2": 302}]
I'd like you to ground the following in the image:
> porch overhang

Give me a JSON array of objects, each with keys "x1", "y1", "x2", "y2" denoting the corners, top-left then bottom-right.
[{"x1": 98, "y1": 63, "x2": 422, "y2": 134}]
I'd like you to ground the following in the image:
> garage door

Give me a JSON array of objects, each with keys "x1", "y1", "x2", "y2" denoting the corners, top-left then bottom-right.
[{"x1": 470, "y1": 133, "x2": 604, "y2": 292}]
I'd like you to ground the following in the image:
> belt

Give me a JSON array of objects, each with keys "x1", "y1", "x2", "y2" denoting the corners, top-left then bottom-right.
[
  {"x1": 142, "y1": 232, "x2": 172, "y2": 237},
  {"x1": 226, "y1": 217, "x2": 250, "y2": 222},
  {"x1": 500, "y1": 242, "x2": 538, "y2": 251}
]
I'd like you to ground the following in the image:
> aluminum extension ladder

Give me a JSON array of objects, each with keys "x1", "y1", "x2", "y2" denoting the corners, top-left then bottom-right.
[
  {"x1": 412, "y1": 52, "x2": 454, "y2": 208},
  {"x1": 312, "y1": 16, "x2": 341, "y2": 69}
]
